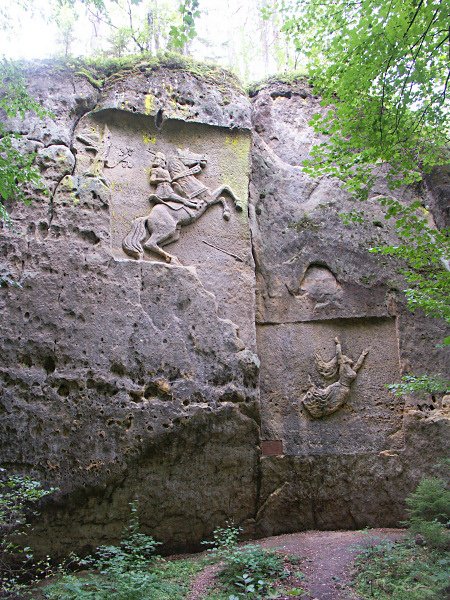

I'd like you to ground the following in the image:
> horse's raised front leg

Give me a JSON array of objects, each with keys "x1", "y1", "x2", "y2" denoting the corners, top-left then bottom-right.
[{"x1": 211, "y1": 185, "x2": 243, "y2": 212}]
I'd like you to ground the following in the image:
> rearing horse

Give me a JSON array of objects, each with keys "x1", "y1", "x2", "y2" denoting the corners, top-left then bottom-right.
[{"x1": 122, "y1": 150, "x2": 241, "y2": 263}]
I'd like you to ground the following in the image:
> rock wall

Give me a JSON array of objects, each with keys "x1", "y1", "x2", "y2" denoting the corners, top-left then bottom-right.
[{"x1": 0, "y1": 61, "x2": 448, "y2": 555}]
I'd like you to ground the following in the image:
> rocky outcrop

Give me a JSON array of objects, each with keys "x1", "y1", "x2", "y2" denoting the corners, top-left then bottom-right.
[
  {"x1": 250, "y1": 79, "x2": 448, "y2": 537},
  {"x1": 0, "y1": 61, "x2": 448, "y2": 555},
  {"x1": 1, "y1": 60, "x2": 258, "y2": 555}
]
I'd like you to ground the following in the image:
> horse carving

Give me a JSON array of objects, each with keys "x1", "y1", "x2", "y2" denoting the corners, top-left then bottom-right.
[{"x1": 122, "y1": 149, "x2": 242, "y2": 264}]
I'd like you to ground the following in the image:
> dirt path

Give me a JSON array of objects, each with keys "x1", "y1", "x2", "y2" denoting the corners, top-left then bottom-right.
[
  {"x1": 259, "y1": 528, "x2": 405, "y2": 600},
  {"x1": 188, "y1": 528, "x2": 405, "y2": 600},
  {"x1": 188, "y1": 562, "x2": 222, "y2": 600}
]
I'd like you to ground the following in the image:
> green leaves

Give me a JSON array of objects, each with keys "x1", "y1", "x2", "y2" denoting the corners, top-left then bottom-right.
[
  {"x1": 0, "y1": 133, "x2": 41, "y2": 201},
  {"x1": 387, "y1": 375, "x2": 450, "y2": 397},
  {"x1": 203, "y1": 524, "x2": 287, "y2": 599},
  {"x1": 0, "y1": 60, "x2": 46, "y2": 119},
  {"x1": 0, "y1": 470, "x2": 56, "y2": 528},
  {"x1": 0, "y1": 470, "x2": 57, "y2": 597},
  {"x1": 169, "y1": 0, "x2": 200, "y2": 50},
  {"x1": 406, "y1": 477, "x2": 450, "y2": 525},
  {"x1": 354, "y1": 538, "x2": 450, "y2": 598},
  {"x1": 366, "y1": 196, "x2": 450, "y2": 326},
  {"x1": 0, "y1": 59, "x2": 47, "y2": 222},
  {"x1": 44, "y1": 506, "x2": 204, "y2": 600},
  {"x1": 274, "y1": 0, "x2": 450, "y2": 195}
]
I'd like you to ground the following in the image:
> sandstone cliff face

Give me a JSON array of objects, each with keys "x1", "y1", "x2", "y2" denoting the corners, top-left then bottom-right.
[
  {"x1": 0, "y1": 62, "x2": 448, "y2": 555},
  {"x1": 250, "y1": 79, "x2": 448, "y2": 536}
]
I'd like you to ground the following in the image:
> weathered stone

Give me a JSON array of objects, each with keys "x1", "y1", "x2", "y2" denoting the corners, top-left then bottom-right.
[
  {"x1": 250, "y1": 79, "x2": 448, "y2": 537},
  {"x1": 0, "y1": 64, "x2": 448, "y2": 557},
  {"x1": 256, "y1": 452, "x2": 407, "y2": 536},
  {"x1": 96, "y1": 65, "x2": 251, "y2": 129},
  {"x1": 30, "y1": 407, "x2": 260, "y2": 556},
  {"x1": 3, "y1": 62, "x2": 99, "y2": 147},
  {"x1": 425, "y1": 164, "x2": 450, "y2": 229},
  {"x1": 1, "y1": 62, "x2": 258, "y2": 555},
  {"x1": 258, "y1": 318, "x2": 402, "y2": 454},
  {"x1": 36, "y1": 145, "x2": 76, "y2": 193}
]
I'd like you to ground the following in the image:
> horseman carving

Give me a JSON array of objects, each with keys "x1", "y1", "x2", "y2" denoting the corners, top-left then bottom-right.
[{"x1": 122, "y1": 148, "x2": 242, "y2": 264}]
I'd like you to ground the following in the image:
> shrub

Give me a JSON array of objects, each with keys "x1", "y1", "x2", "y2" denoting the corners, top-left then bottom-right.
[
  {"x1": 202, "y1": 523, "x2": 243, "y2": 562},
  {"x1": 203, "y1": 525, "x2": 285, "y2": 599},
  {"x1": 44, "y1": 571, "x2": 164, "y2": 600},
  {"x1": 0, "y1": 469, "x2": 56, "y2": 597},
  {"x1": 405, "y1": 477, "x2": 450, "y2": 550},
  {"x1": 406, "y1": 477, "x2": 450, "y2": 524},
  {"x1": 353, "y1": 472, "x2": 450, "y2": 598},
  {"x1": 90, "y1": 501, "x2": 161, "y2": 574},
  {"x1": 221, "y1": 543, "x2": 286, "y2": 598}
]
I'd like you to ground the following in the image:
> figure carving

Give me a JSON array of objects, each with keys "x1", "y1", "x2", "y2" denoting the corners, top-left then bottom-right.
[
  {"x1": 122, "y1": 148, "x2": 242, "y2": 264},
  {"x1": 302, "y1": 337, "x2": 369, "y2": 418}
]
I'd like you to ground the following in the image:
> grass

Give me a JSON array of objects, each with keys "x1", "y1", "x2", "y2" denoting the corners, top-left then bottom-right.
[{"x1": 41, "y1": 556, "x2": 206, "y2": 600}]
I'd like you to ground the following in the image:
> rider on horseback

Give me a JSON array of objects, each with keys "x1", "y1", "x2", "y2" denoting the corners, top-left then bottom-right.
[
  {"x1": 149, "y1": 152, "x2": 199, "y2": 214},
  {"x1": 122, "y1": 148, "x2": 240, "y2": 262}
]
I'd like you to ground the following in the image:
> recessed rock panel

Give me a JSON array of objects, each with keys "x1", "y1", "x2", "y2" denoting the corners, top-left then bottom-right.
[
  {"x1": 258, "y1": 317, "x2": 403, "y2": 454},
  {"x1": 71, "y1": 109, "x2": 254, "y2": 347}
]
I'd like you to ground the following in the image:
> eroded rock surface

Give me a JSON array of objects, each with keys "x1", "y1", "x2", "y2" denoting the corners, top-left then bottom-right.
[
  {"x1": 1, "y1": 61, "x2": 258, "y2": 555},
  {"x1": 0, "y1": 63, "x2": 448, "y2": 555},
  {"x1": 250, "y1": 79, "x2": 449, "y2": 537}
]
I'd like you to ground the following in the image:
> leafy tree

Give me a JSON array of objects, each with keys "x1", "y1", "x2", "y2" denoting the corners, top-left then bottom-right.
[
  {"x1": 272, "y1": 0, "x2": 449, "y2": 195},
  {"x1": 54, "y1": 4, "x2": 79, "y2": 57},
  {"x1": 104, "y1": 0, "x2": 182, "y2": 56},
  {"x1": 82, "y1": 0, "x2": 198, "y2": 55},
  {"x1": 0, "y1": 60, "x2": 48, "y2": 223}
]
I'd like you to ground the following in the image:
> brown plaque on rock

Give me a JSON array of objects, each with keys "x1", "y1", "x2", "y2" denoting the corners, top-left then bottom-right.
[{"x1": 261, "y1": 440, "x2": 284, "y2": 456}]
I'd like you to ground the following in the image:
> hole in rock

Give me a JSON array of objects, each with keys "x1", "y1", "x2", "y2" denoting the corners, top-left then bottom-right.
[
  {"x1": 155, "y1": 109, "x2": 164, "y2": 129},
  {"x1": 43, "y1": 355, "x2": 56, "y2": 373}
]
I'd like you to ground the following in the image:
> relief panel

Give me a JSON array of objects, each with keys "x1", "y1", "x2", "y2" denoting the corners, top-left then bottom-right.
[
  {"x1": 70, "y1": 110, "x2": 255, "y2": 348},
  {"x1": 258, "y1": 317, "x2": 403, "y2": 455}
]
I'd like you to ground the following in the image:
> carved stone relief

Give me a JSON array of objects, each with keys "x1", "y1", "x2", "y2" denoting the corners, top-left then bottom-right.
[
  {"x1": 302, "y1": 337, "x2": 369, "y2": 418},
  {"x1": 122, "y1": 148, "x2": 242, "y2": 264},
  {"x1": 68, "y1": 111, "x2": 255, "y2": 348},
  {"x1": 257, "y1": 318, "x2": 403, "y2": 455}
]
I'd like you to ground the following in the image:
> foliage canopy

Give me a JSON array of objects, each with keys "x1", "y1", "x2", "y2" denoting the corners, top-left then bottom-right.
[{"x1": 272, "y1": 0, "x2": 450, "y2": 196}]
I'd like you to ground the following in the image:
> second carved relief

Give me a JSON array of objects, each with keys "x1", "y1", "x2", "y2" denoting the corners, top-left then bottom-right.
[
  {"x1": 302, "y1": 337, "x2": 369, "y2": 418},
  {"x1": 257, "y1": 318, "x2": 403, "y2": 455}
]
